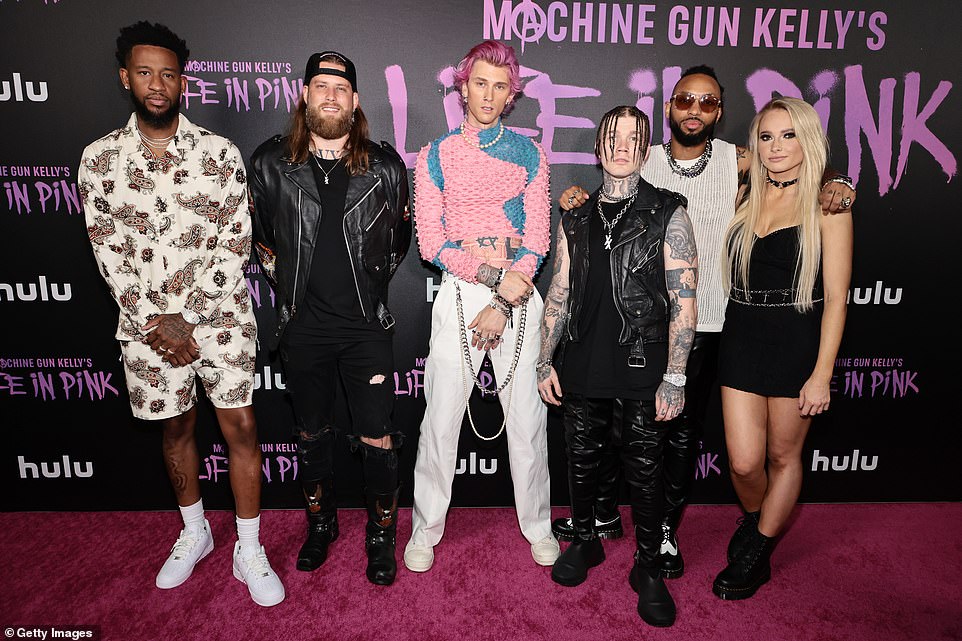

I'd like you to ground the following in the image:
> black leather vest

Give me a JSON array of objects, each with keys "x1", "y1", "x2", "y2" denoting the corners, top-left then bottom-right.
[{"x1": 562, "y1": 179, "x2": 687, "y2": 367}]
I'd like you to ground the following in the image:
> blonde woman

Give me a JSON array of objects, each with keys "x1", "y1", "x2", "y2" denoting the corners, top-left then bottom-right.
[{"x1": 713, "y1": 97, "x2": 853, "y2": 600}]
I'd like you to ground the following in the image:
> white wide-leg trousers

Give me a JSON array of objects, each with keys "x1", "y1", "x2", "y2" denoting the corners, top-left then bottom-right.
[{"x1": 408, "y1": 274, "x2": 552, "y2": 548}]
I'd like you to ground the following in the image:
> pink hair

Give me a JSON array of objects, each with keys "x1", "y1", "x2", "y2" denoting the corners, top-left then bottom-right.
[{"x1": 452, "y1": 40, "x2": 522, "y2": 114}]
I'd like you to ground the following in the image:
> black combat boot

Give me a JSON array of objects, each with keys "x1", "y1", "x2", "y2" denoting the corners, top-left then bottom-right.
[
  {"x1": 551, "y1": 527, "x2": 605, "y2": 587},
  {"x1": 713, "y1": 527, "x2": 774, "y2": 600},
  {"x1": 296, "y1": 478, "x2": 338, "y2": 571},
  {"x1": 365, "y1": 487, "x2": 399, "y2": 586},
  {"x1": 629, "y1": 551, "x2": 676, "y2": 627},
  {"x1": 726, "y1": 510, "x2": 760, "y2": 563}
]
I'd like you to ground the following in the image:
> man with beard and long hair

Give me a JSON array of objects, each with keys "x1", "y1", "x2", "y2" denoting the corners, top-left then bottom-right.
[
  {"x1": 78, "y1": 21, "x2": 284, "y2": 606},
  {"x1": 556, "y1": 66, "x2": 856, "y2": 580},
  {"x1": 249, "y1": 52, "x2": 411, "y2": 585}
]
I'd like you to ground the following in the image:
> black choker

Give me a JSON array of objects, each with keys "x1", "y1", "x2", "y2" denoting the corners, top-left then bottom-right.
[{"x1": 766, "y1": 175, "x2": 798, "y2": 188}]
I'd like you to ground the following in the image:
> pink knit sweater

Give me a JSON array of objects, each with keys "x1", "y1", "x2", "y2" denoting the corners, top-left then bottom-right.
[{"x1": 414, "y1": 122, "x2": 550, "y2": 282}]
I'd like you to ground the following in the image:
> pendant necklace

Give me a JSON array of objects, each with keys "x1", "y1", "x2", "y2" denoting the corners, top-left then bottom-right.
[
  {"x1": 312, "y1": 152, "x2": 342, "y2": 185},
  {"x1": 598, "y1": 194, "x2": 636, "y2": 250}
]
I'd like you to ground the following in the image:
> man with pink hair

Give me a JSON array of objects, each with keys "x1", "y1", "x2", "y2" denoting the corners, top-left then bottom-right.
[{"x1": 403, "y1": 40, "x2": 559, "y2": 572}]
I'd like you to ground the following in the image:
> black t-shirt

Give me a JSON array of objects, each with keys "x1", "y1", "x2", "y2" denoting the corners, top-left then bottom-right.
[
  {"x1": 285, "y1": 155, "x2": 390, "y2": 343},
  {"x1": 559, "y1": 200, "x2": 667, "y2": 400}
]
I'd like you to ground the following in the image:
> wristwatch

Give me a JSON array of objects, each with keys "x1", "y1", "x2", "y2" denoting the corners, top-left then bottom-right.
[
  {"x1": 662, "y1": 372, "x2": 686, "y2": 387},
  {"x1": 180, "y1": 309, "x2": 203, "y2": 325}
]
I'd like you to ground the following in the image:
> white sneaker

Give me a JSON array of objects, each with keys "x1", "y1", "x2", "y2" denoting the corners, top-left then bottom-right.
[
  {"x1": 403, "y1": 543, "x2": 435, "y2": 572},
  {"x1": 232, "y1": 542, "x2": 286, "y2": 607},
  {"x1": 155, "y1": 520, "x2": 214, "y2": 589},
  {"x1": 531, "y1": 535, "x2": 561, "y2": 566}
]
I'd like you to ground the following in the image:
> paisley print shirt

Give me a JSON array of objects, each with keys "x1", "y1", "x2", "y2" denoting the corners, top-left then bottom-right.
[{"x1": 79, "y1": 113, "x2": 254, "y2": 340}]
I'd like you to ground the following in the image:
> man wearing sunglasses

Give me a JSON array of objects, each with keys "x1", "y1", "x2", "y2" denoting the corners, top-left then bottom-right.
[{"x1": 555, "y1": 65, "x2": 856, "y2": 580}]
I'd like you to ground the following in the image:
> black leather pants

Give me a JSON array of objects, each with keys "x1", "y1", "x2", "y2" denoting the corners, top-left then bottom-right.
[
  {"x1": 661, "y1": 332, "x2": 719, "y2": 530},
  {"x1": 563, "y1": 394, "x2": 669, "y2": 564}
]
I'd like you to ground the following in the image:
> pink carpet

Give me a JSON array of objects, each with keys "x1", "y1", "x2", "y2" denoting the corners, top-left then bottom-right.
[{"x1": 2, "y1": 504, "x2": 960, "y2": 641}]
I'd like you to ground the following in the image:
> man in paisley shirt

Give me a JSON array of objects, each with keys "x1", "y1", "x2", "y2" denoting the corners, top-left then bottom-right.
[{"x1": 78, "y1": 22, "x2": 284, "y2": 607}]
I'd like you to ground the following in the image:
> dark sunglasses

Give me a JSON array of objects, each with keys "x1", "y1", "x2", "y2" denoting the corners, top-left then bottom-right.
[{"x1": 670, "y1": 92, "x2": 722, "y2": 113}]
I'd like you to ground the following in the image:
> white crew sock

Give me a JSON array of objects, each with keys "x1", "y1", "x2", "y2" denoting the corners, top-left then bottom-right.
[
  {"x1": 236, "y1": 514, "x2": 261, "y2": 556},
  {"x1": 179, "y1": 499, "x2": 205, "y2": 531}
]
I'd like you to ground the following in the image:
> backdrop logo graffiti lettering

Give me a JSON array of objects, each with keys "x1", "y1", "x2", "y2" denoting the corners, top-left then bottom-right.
[
  {"x1": 245, "y1": 264, "x2": 276, "y2": 309},
  {"x1": 848, "y1": 280, "x2": 902, "y2": 305},
  {"x1": 483, "y1": 2, "x2": 888, "y2": 53},
  {"x1": 0, "y1": 356, "x2": 120, "y2": 401},
  {"x1": 180, "y1": 58, "x2": 299, "y2": 114},
  {"x1": 18, "y1": 455, "x2": 94, "y2": 479},
  {"x1": 254, "y1": 364, "x2": 285, "y2": 391},
  {"x1": 395, "y1": 357, "x2": 426, "y2": 398},
  {"x1": 2, "y1": 165, "x2": 80, "y2": 215},
  {"x1": 201, "y1": 441, "x2": 298, "y2": 484},
  {"x1": 0, "y1": 72, "x2": 48, "y2": 102},
  {"x1": 0, "y1": 275, "x2": 72, "y2": 302},
  {"x1": 834, "y1": 356, "x2": 918, "y2": 399},
  {"x1": 455, "y1": 452, "x2": 498, "y2": 475},
  {"x1": 811, "y1": 448, "x2": 878, "y2": 472}
]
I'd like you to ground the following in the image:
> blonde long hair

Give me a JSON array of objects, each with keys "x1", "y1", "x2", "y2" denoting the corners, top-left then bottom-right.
[{"x1": 722, "y1": 97, "x2": 828, "y2": 311}]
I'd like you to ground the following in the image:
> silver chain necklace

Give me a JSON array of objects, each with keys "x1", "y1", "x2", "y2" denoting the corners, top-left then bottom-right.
[
  {"x1": 454, "y1": 282, "x2": 527, "y2": 441},
  {"x1": 311, "y1": 152, "x2": 342, "y2": 185},
  {"x1": 597, "y1": 194, "x2": 636, "y2": 250},
  {"x1": 664, "y1": 138, "x2": 713, "y2": 178}
]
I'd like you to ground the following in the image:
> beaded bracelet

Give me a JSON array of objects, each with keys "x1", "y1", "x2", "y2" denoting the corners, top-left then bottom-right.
[
  {"x1": 489, "y1": 297, "x2": 512, "y2": 319},
  {"x1": 822, "y1": 175, "x2": 855, "y2": 191}
]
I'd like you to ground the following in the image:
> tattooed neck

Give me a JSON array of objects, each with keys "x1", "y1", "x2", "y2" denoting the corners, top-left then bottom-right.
[
  {"x1": 601, "y1": 173, "x2": 640, "y2": 201},
  {"x1": 311, "y1": 147, "x2": 344, "y2": 160}
]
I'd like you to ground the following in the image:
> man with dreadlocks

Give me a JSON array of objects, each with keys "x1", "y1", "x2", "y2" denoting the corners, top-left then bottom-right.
[{"x1": 537, "y1": 106, "x2": 697, "y2": 627}]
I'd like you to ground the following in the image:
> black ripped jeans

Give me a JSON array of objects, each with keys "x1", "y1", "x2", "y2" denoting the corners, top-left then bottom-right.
[
  {"x1": 562, "y1": 394, "x2": 669, "y2": 566},
  {"x1": 281, "y1": 339, "x2": 402, "y2": 492}
]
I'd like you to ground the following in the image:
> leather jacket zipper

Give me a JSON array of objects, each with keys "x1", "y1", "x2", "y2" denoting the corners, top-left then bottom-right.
[
  {"x1": 291, "y1": 190, "x2": 302, "y2": 316},
  {"x1": 364, "y1": 202, "x2": 387, "y2": 232},
  {"x1": 342, "y1": 178, "x2": 382, "y2": 318}
]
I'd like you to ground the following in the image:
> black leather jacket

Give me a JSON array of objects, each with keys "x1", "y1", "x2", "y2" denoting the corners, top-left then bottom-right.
[
  {"x1": 562, "y1": 179, "x2": 686, "y2": 367},
  {"x1": 249, "y1": 136, "x2": 411, "y2": 347}
]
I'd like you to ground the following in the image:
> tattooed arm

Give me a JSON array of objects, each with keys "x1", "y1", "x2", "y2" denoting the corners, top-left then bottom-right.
[
  {"x1": 657, "y1": 205, "x2": 698, "y2": 421},
  {"x1": 536, "y1": 222, "x2": 571, "y2": 406}
]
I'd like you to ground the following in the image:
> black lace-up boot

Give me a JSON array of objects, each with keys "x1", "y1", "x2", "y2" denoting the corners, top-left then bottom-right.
[{"x1": 713, "y1": 527, "x2": 774, "y2": 600}]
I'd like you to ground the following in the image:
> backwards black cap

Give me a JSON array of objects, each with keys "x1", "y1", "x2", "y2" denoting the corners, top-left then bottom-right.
[{"x1": 304, "y1": 51, "x2": 357, "y2": 91}]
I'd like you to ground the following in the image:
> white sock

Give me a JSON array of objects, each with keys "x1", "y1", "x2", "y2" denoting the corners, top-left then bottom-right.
[
  {"x1": 179, "y1": 499, "x2": 205, "y2": 531},
  {"x1": 236, "y1": 514, "x2": 261, "y2": 554}
]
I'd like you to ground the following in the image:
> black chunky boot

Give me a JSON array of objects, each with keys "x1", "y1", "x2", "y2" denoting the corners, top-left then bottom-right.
[
  {"x1": 727, "y1": 510, "x2": 760, "y2": 563},
  {"x1": 297, "y1": 478, "x2": 338, "y2": 571},
  {"x1": 713, "y1": 527, "x2": 774, "y2": 600},
  {"x1": 365, "y1": 487, "x2": 399, "y2": 586},
  {"x1": 551, "y1": 536, "x2": 605, "y2": 587},
  {"x1": 630, "y1": 552, "x2": 676, "y2": 627}
]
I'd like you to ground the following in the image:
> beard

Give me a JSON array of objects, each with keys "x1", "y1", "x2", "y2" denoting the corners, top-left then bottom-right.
[
  {"x1": 306, "y1": 103, "x2": 352, "y2": 140},
  {"x1": 130, "y1": 91, "x2": 179, "y2": 130},
  {"x1": 669, "y1": 116, "x2": 716, "y2": 148}
]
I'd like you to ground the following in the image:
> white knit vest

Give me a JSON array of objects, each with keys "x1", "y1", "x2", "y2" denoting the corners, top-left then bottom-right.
[{"x1": 642, "y1": 138, "x2": 739, "y2": 332}]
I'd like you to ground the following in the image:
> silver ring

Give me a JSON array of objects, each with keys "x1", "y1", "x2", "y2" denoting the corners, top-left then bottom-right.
[
  {"x1": 840, "y1": 196, "x2": 852, "y2": 209},
  {"x1": 567, "y1": 196, "x2": 574, "y2": 205}
]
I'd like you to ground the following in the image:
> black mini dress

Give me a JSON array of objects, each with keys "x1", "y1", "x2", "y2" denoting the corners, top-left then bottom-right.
[{"x1": 718, "y1": 226, "x2": 822, "y2": 398}]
